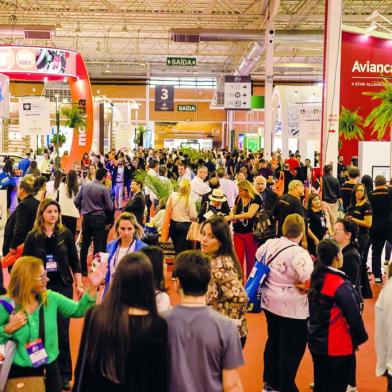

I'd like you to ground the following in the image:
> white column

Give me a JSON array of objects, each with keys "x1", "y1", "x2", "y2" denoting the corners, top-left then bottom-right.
[
  {"x1": 263, "y1": 27, "x2": 274, "y2": 160},
  {"x1": 320, "y1": 0, "x2": 342, "y2": 174}
]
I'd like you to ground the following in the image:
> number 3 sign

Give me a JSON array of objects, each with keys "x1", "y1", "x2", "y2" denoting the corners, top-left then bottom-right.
[{"x1": 155, "y1": 85, "x2": 174, "y2": 111}]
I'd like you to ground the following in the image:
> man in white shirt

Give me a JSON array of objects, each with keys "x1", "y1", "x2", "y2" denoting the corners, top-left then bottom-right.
[
  {"x1": 178, "y1": 163, "x2": 191, "y2": 182},
  {"x1": 38, "y1": 152, "x2": 51, "y2": 180},
  {"x1": 150, "y1": 165, "x2": 172, "y2": 207},
  {"x1": 191, "y1": 166, "x2": 210, "y2": 201},
  {"x1": 375, "y1": 264, "x2": 392, "y2": 391},
  {"x1": 217, "y1": 167, "x2": 238, "y2": 209}
]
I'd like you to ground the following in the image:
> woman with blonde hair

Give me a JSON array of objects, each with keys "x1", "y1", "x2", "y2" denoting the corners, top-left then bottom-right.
[
  {"x1": 23, "y1": 198, "x2": 83, "y2": 390},
  {"x1": 0, "y1": 256, "x2": 106, "y2": 392},
  {"x1": 167, "y1": 179, "x2": 197, "y2": 255},
  {"x1": 102, "y1": 212, "x2": 147, "y2": 297},
  {"x1": 227, "y1": 180, "x2": 262, "y2": 279}
]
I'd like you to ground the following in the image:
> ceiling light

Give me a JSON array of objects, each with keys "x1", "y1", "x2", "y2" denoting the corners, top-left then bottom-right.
[
  {"x1": 75, "y1": 21, "x2": 81, "y2": 34},
  {"x1": 366, "y1": 21, "x2": 378, "y2": 32},
  {"x1": 104, "y1": 64, "x2": 111, "y2": 73},
  {"x1": 121, "y1": 23, "x2": 128, "y2": 33},
  {"x1": 367, "y1": 10, "x2": 379, "y2": 21}
]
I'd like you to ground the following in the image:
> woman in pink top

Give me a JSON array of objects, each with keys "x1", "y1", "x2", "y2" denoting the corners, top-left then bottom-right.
[{"x1": 255, "y1": 213, "x2": 313, "y2": 392}]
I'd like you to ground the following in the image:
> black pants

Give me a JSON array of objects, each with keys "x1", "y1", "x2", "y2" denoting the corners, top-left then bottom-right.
[
  {"x1": 371, "y1": 229, "x2": 392, "y2": 278},
  {"x1": 358, "y1": 232, "x2": 372, "y2": 299},
  {"x1": 62, "y1": 215, "x2": 77, "y2": 237},
  {"x1": 9, "y1": 359, "x2": 62, "y2": 392},
  {"x1": 263, "y1": 310, "x2": 307, "y2": 392},
  {"x1": 388, "y1": 372, "x2": 392, "y2": 392},
  {"x1": 311, "y1": 352, "x2": 355, "y2": 392},
  {"x1": 145, "y1": 194, "x2": 152, "y2": 222},
  {"x1": 80, "y1": 214, "x2": 106, "y2": 275},
  {"x1": 51, "y1": 285, "x2": 73, "y2": 385},
  {"x1": 169, "y1": 220, "x2": 193, "y2": 255}
]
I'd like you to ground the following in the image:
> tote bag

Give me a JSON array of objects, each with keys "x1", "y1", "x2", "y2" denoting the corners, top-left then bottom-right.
[
  {"x1": 245, "y1": 244, "x2": 296, "y2": 313},
  {"x1": 160, "y1": 197, "x2": 173, "y2": 243},
  {"x1": 186, "y1": 222, "x2": 202, "y2": 242},
  {"x1": 273, "y1": 171, "x2": 285, "y2": 197}
]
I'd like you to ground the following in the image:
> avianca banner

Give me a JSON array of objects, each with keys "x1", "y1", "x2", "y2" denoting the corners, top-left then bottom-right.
[
  {"x1": 0, "y1": 46, "x2": 77, "y2": 77},
  {"x1": 340, "y1": 30, "x2": 392, "y2": 162}
]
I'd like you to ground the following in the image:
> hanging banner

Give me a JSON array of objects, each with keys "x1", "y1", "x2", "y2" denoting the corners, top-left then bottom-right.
[
  {"x1": 298, "y1": 106, "x2": 322, "y2": 139},
  {"x1": 0, "y1": 46, "x2": 77, "y2": 77},
  {"x1": 339, "y1": 29, "x2": 392, "y2": 161},
  {"x1": 0, "y1": 73, "x2": 9, "y2": 119},
  {"x1": 155, "y1": 85, "x2": 174, "y2": 111},
  {"x1": 19, "y1": 96, "x2": 50, "y2": 135}
]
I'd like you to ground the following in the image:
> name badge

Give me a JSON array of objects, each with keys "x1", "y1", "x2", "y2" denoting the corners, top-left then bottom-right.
[
  {"x1": 25, "y1": 338, "x2": 48, "y2": 368},
  {"x1": 204, "y1": 210, "x2": 214, "y2": 220},
  {"x1": 46, "y1": 255, "x2": 58, "y2": 272}
]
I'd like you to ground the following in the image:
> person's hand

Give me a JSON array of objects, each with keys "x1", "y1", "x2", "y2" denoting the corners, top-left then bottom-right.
[
  {"x1": 5, "y1": 311, "x2": 27, "y2": 334},
  {"x1": 88, "y1": 260, "x2": 108, "y2": 288},
  {"x1": 76, "y1": 284, "x2": 85, "y2": 297},
  {"x1": 294, "y1": 281, "x2": 309, "y2": 294}
]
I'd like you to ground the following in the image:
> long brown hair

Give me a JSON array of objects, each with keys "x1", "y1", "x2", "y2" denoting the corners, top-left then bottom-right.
[
  {"x1": 84, "y1": 252, "x2": 158, "y2": 384},
  {"x1": 7, "y1": 256, "x2": 47, "y2": 310},
  {"x1": 32, "y1": 198, "x2": 65, "y2": 238}
]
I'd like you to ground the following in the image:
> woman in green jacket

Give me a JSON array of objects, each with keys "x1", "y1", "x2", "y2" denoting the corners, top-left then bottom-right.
[{"x1": 0, "y1": 256, "x2": 106, "y2": 392}]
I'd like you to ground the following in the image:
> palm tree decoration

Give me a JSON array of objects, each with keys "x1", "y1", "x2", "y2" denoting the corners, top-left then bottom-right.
[
  {"x1": 61, "y1": 106, "x2": 86, "y2": 130},
  {"x1": 133, "y1": 170, "x2": 175, "y2": 202},
  {"x1": 339, "y1": 107, "x2": 364, "y2": 141},
  {"x1": 363, "y1": 78, "x2": 392, "y2": 169}
]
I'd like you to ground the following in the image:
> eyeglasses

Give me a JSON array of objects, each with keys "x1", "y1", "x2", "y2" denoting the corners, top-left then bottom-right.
[{"x1": 35, "y1": 271, "x2": 48, "y2": 282}]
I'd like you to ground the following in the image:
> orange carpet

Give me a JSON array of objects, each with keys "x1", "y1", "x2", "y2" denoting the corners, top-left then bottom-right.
[{"x1": 70, "y1": 275, "x2": 387, "y2": 392}]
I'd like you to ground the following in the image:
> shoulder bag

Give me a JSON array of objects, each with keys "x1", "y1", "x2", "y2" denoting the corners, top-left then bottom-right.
[
  {"x1": 253, "y1": 208, "x2": 275, "y2": 244},
  {"x1": 245, "y1": 244, "x2": 296, "y2": 313},
  {"x1": 4, "y1": 306, "x2": 46, "y2": 392},
  {"x1": 160, "y1": 196, "x2": 173, "y2": 243}
]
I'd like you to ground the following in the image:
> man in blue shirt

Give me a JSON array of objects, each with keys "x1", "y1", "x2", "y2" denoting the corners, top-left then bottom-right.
[{"x1": 18, "y1": 152, "x2": 31, "y2": 175}]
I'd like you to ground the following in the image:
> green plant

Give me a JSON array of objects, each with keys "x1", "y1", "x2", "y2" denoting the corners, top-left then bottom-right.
[
  {"x1": 35, "y1": 147, "x2": 43, "y2": 155},
  {"x1": 61, "y1": 106, "x2": 86, "y2": 129},
  {"x1": 134, "y1": 125, "x2": 146, "y2": 147},
  {"x1": 50, "y1": 133, "x2": 66, "y2": 146},
  {"x1": 133, "y1": 170, "x2": 174, "y2": 201},
  {"x1": 363, "y1": 79, "x2": 392, "y2": 140},
  {"x1": 339, "y1": 107, "x2": 364, "y2": 141},
  {"x1": 179, "y1": 147, "x2": 209, "y2": 161}
]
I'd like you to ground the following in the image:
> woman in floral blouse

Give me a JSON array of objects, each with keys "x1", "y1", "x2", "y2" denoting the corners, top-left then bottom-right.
[{"x1": 200, "y1": 215, "x2": 248, "y2": 347}]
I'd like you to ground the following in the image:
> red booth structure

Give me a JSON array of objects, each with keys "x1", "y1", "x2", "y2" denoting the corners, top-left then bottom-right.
[{"x1": 0, "y1": 45, "x2": 93, "y2": 171}]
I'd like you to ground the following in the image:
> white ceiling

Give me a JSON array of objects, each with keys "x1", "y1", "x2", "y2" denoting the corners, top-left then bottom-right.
[{"x1": 1, "y1": 0, "x2": 392, "y2": 81}]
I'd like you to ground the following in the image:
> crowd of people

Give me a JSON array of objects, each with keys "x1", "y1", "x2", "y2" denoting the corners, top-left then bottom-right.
[{"x1": 0, "y1": 146, "x2": 390, "y2": 392}]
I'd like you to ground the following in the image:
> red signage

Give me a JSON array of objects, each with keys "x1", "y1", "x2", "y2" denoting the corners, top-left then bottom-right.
[
  {"x1": 340, "y1": 31, "x2": 392, "y2": 162},
  {"x1": 0, "y1": 46, "x2": 77, "y2": 78}
]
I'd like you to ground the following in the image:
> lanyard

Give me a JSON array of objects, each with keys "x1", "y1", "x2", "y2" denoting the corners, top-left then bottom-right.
[{"x1": 113, "y1": 241, "x2": 134, "y2": 268}]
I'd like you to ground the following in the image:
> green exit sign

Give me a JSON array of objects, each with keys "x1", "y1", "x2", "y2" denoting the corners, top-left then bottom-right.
[
  {"x1": 167, "y1": 57, "x2": 196, "y2": 66},
  {"x1": 178, "y1": 104, "x2": 196, "y2": 112}
]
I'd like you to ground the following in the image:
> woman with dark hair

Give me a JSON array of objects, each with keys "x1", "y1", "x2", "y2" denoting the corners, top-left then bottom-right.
[
  {"x1": 73, "y1": 252, "x2": 169, "y2": 391},
  {"x1": 58, "y1": 170, "x2": 80, "y2": 237},
  {"x1": 46, "y1": 169, "x2": 63, "y2": 200},
  {"x1": 361, "y1": 174, "x2": 373, "y2": 195},
  {"x1": 200, "y1": 215, "x2": 248, "y2": 346},
  {"x1": 33, "y1": 175, "x2": 47, "y2": 202},
  {"x1": 306, "y1": 193, "x2": 331, "y2": 257},
  {"x1": 23, "y1": 198, "x2": 83, "y2": 390},
  {"x1": 346, "y1": 183, "x2": 373, "y2": 299},
  {"x1": 308, "y1": 239, "x2": 368, "y2": 392},
  {"x1": 140, "y1": 246, "x2": 171, "y2": 313},
  {"x1": 26, "y1": 160, "x2": 40, "y2": 177},
  {"x1": 0, "y1": 158, "x2": 16, "y2": 209}
]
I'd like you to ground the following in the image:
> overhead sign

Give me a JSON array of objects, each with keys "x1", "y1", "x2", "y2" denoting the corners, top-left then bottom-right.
[
  {"x1": 0, "y1": 73, "x2": 9, "y2": 118},
  {"x1": 224, "y1": 75, "x2": 252, "y2": 109},
  {"x1": 155, "y1": 85, "x2": 174, "y2": 111},
  {"x1": 178, "y1": 104, "x2": 196, "y2": 112},
  {"x1": 0, "y1": 46, "x2": 77, "y2": 77},
  {"x1": 18, "y1": 96, "x2": 50, "y2": 135},
  {"x1": 167, "y1": 57, "x2": 196, "y2": 66}
]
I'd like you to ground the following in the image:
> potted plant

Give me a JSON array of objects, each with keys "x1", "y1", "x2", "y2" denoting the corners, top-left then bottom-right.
[
  {"x1": 363, "y1": 79, "x2": 392, "y2": 169},
  {"x1": 61, "y1": 106, "x2": 86, "y2": 133},
  {"x1": 339, "y1": 107, "x2": 364, "y2": 142},
  {"x1": 133, "y1": 169, "x2": 174, "y2": 201},
  {"x1": 50, "y1": 133, "x2": 66, "y2": 147}
]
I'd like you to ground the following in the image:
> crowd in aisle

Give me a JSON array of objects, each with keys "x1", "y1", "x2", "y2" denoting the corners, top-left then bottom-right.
[{"x1": 0, "y1": 145, "x2": 391, "y2": 392}]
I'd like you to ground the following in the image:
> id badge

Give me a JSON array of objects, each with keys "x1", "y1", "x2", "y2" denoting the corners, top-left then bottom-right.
[
  {"x1": 46, "y1": 255, "x2": 58, "y2": 272},
  {"x1": 25, "y1": 338, "x2": 48, "y2": 368}
]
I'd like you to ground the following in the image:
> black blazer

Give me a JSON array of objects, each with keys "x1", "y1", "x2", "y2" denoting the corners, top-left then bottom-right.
[
  {"x1": 124, "y1": 192, "x2": 146, "y2": 226},
  {"x1": 261, "y1": 188, "x2": 278, "y2": 216},
  {"x1": 23, "y1": 228, "x2": 81, "y2": 287},
  {"x1": 3, "y1": 195, "x2": 40, "y2": 255},
  {"x1": 111, "y1": 165, "x2": 131, "y2": 186},
  {"x1": 201, "y1": 191, "x2": 231, "y2": 212}
]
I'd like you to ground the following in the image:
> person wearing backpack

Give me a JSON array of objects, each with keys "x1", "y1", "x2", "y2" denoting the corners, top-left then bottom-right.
[{"x1": 255, "y1": 213, "x2": 313, "y2": 392}]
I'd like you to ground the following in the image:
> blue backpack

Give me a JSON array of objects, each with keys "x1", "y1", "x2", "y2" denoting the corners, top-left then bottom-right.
[{"x1": 245, "y1": 244, "x2": 296, "y2": 313}]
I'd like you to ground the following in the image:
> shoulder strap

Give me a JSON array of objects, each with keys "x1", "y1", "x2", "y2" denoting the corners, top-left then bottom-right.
[
  {"x1": 266, "y1": 244, "x2": 297, "y2": 267},
  {"x1": 0, "y1": 299, "x2": 14, "y2": 314}
]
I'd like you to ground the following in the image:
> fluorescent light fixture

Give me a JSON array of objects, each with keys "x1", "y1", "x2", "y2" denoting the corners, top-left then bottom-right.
[
  {"x1": 367, "y1": 10, "x2": 379, "y2": 21},
  {"x1": 103, "y1": 64, "x2": 111, "y2": 73},
  {"x1": 367, "y1": 21, "x2": 378, "y2": 32}
]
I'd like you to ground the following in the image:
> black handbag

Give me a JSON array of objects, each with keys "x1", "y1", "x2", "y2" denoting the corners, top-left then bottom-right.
[{"x1": 253, "y1": 208, "x2": 275, "y2": 244}]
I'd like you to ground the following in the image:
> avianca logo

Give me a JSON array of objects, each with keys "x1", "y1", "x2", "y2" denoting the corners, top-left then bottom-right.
[{"x1": 352, "y1": 60, "x2": 392, "y2": 73}]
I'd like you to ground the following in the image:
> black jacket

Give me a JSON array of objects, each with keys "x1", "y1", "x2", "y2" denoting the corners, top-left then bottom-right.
[
  {"x1": 124, "y1": 192, "x2": 146, "y2": 226},
  {"x1": 23, "y1": 228, "x2": 81, "y2": 287},
  {"x1": 3, "y1": 195, "x2": 40, "y2": 255},
  {"x1": 260, "y1": 188, "x2": 278, "y2": 216},
  {"x1": 110, "y1": 165, "x2": 131, "y2": 186},
  {"x1": 201, "y1": 191, "x2": 230, "y2": 212}
]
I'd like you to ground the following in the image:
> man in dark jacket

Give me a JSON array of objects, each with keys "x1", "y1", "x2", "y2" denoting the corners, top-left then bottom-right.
[
  {"x1": 124, "y1": 179, "x2": 146, "y2": 227},
  {"x1": 254, "y1": 175, "x2": 278, "y2": 216},
  {"x1": 321, "y1": 164, "x2": 342, "y2": 229},
  {"x1": 1, "y1": 175, "x2": 39, "y2": 293}
]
